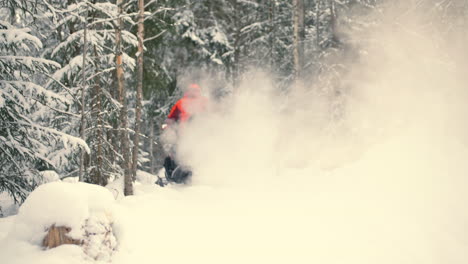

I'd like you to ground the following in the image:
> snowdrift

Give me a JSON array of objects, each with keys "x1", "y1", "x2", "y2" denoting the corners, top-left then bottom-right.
[{"x1": 0, "y1": 182, "x2": 117, "y2": 263}]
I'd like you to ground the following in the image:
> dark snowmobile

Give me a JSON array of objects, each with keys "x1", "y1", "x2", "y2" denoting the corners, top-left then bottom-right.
[{"x1": 156, "y1": 156, "x2": 192, "y2": 186}]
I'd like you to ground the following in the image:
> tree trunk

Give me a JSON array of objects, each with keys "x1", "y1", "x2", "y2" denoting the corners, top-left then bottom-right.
[
  {"x1": 132, "y1": 0, "x2": 145, "y2": 181},
  {"x1": 10, "y1": 6, "x2": 16, "y2": 25},
  {"x1": 230, "y1": 0, "x2": 241, "y2": 86},
  {"x1": 149, "y1": 118, "x2": 154, "y2": 175},
  {"x1": 94, "y1": 45, "x2": 104, "y2": 185},
  {"x1": 329, "y1": 0, "x2": 339, "y2": 46},
  {"x1": 43, "y1": 225, "x2": 82, "y2": 249},
  {"x1": 79, "y1": 15, "x2": 88, "y2": 182},
  {"x1": 116, "y1": 0, "x2": 133, "y2": 196},
  {"x1": 93, "y1": 82, "x2": 104, "y2": 185},
  {"x1": 67, "y1": 0, "x2": 80, "y2": 58},
  {"x1": 316, "y1": 0, "x2": 321, "y2": 48},
  {"x1": 109, "y1": 70, "x2": 119, "y2": 167},
  {"x1": 268, "y1": 0, "x2": 275, "y2": 68},
  {"x1": 293, "y1": 0, "x2": 305, "y2": 82}
]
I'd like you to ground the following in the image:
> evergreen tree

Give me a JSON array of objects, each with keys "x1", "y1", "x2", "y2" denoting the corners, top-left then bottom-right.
[
  {"x1": 0, "y1": 4, "x2": 86, "y2": 203},
  {"x1": 44, "y1": 0, "x2": 137, "y2": 186}
]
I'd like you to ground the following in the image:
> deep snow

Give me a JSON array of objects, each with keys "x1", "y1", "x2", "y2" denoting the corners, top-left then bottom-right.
[{"x1": 3, "y1": 136, "x2": 468, "y2": 264}]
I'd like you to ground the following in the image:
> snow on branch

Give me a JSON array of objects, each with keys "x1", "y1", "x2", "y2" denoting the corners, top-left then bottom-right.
[
  {"x1": 144, "y1": 29, "x2": 167, "y2": 43},
  {"x1": 0, "y1": 28, "x2": 43, "y2": 51},
  {"x1": 0, "y1": 81, "x2": 71, "y2": 105},
  {"x1": 238, "y1": 0, "x2": 260, "y2": 8},
  {"x1": 50, "y1": 29, "x2": 85, "y2": 58},
  {"x1": 86, "y1": 67, "x2": 116, "y2": 82},
  {"x1": 17, "y1": 121, "x2": 90, "y2": 154},
  {"x1": 240, "y1": 21, "x2": 268, "y2": 34},
  {"x1": 101, "y1": 53, "x2": 136, "y2": 71},
  {"x1": 51, "y1": 55, "x2": 84, "y2": 83},
  {"x1": 122, "y1": 30, "x2": 138, "y2": 47},
  {"x1": 0, "y1": 56, "x2": 60, "y2": 73}
]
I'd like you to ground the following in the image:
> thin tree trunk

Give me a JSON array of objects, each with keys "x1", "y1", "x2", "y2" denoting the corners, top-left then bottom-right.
[
  {"x1": 79, "y1": 15, "x2": 88, "y2": 182},
  {"x1": 268, "y1": 0, "x2": 275, "y2": 68},
  {"x1": 67, "y1": 0, "x2": 79, "y2": 57},
  {"x1": 10, "y1": 7, "x2": 15, "y2": 25},
  {"x1": 293, "y1": 0, "x2": 305, "y2": 82},
  {"x1": 110, "y1": 69, "x2": 119, "y2": 166},
  {"x1": 149, "y1": 119, "x2": 154, "y2": 175},
  {"x1": 316, "y1": 0, "x2": 321, "y2": 48},
  {"x1": 329, "y1": 0, "x2": 338, "y2": 46},
  {"x1": 116, "y1": 0, "x2": 133, "y2": 196},
  {"x1": 132, "y1": 0, "x2": 144, "y2": 181},
  {"x1": 94, "y1": 45, "x2": 105, "y2": 186},
  {"x1": 231, "y1": 0, "x2": 240, "y2": 86}
]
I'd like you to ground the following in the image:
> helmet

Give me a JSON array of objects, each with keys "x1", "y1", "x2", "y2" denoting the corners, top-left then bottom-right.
[
  {"x1": 185, "y1": 83, "x2": 201, "y2": 97},
  {"x1": 188, "y1": 83, "x2": 200, "y2": 90}
]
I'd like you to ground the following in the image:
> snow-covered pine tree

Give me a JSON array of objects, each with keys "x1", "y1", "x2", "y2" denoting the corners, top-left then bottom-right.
[
  {"x1": 114, "y1": 0, "x2": 133, "y2": 196},
  {"x1": 266, "y1": 1, "x2": 294, "y2": 89},
  {"x1": 130, "y1": 0, "x2": 145, "y2": 181},
  {"x1": 44, "y1": 0, "x2": 137, "y2": 186},
  {"x1": 0, "y1": 4, "x2": 86, "y2": 203}
]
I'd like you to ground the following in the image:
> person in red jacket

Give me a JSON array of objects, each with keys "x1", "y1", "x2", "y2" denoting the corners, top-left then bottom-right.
[
  {"x1": 160, "y1": 83, "x2": 208, "y2": 184},
  {"x1": 164, "y1": 83, "x2": 208, "y2": 125}
]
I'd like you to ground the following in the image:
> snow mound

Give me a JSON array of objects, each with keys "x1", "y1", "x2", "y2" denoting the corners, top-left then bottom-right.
[
  {"x1": 11, "y1": 181, "x2": 115, "y2": 244},
  {"x1": 0, "y1": 182, "x2": 117, "y2": 263},
  {"x1": 136, "y1": 170, "x2": 157, "y2": 185},
  {"x1": 38, "y1": 170, "x2": 61, "y2": 184},
  {"x1": 82, "y1": 211, "x2": 117, "y2": 261}
]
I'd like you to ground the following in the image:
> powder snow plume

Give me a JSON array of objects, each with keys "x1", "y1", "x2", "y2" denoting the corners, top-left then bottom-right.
[{"x1": 158, "y1": 2, "x2": 468, "y2": 264}]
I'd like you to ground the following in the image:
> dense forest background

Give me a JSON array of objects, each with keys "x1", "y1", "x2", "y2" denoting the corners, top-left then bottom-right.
[{"x1": 1, "y1": 0, "x2": 467, "y2": 205}]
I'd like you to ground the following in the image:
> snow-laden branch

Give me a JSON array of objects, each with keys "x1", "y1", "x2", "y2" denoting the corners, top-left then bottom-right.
[
  {"x1": 240, "y1": 21, "x2": 269, "y2": 34},
  {"x1": 144, "y1": 30, "x2": 167, "y2": 43},
  {"x1": 86, "y1": 67, "x2": 116, "y2": 82},
  {"x1": 43, "y1": 72, "x2": 79, "y2": 104},
  {"x1": 17, "y1": 120, "x2": 90, "y2": 154},
  {"x1": 0, "y1": 81, "x2": 71, "y2": 105},
  {"x1": 0, "y1": 28, "x2": 43, "y2": 51},
  {"x1": 0, "y1": 143, "x2": 23, "y2": 172},
  {"x1": 144, "y1": 8, "x2": 175, "y2": 21},
  {"x1": 50, "y1": 55, "x2": 84, "y2": 83},
  {"x1": 30, "y1": 97, "x2": 79, "y2": 118},
  {"x1": 50, "y1": 29, "x2": 86, "y2": 58},
  {"x1": 88, "y1": 12, "x2": 140, "y2": 28},
  {"x1": 0, "y1": 56, "x2": 61, "y2": 72}
]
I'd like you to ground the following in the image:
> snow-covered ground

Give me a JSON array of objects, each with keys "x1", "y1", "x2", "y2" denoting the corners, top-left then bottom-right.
[
  {"x1": 0, "y1": 215, "x2": 14, "y2": 241},
  {"x1": 0, "y1": 192, "x2": 19, "y2": 218},
  {"x1": 2, "y1": 128, "x2": 468, "y2": 264}
]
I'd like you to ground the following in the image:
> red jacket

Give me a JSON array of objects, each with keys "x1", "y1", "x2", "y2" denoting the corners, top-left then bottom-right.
[{"x1": 167, "y1": 92, "x2": 208, "y2": 123}]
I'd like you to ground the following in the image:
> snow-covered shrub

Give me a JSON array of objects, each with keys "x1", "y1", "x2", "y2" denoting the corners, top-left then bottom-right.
[
  {"x1": 136, "y1": 170, "x2": 157, "y2": 185},
  {"x1": 83, "y1": 211, "x2": 117, "y2": 261}
]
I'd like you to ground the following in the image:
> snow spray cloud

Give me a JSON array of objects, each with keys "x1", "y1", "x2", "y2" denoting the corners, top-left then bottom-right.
[{"x1": 160, "y1": 2, "x2": 468, "y2": 263}]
